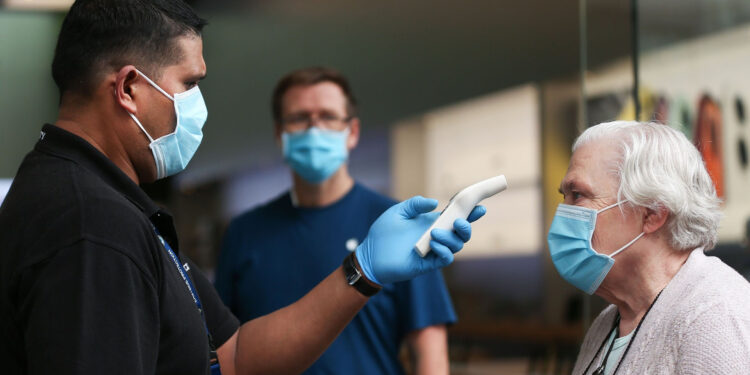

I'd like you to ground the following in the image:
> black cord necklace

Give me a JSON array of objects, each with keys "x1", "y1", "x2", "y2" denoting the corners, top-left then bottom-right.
[
  {"x1": 581, "y1": 289, "x2": 664, "y2": 375},
  {"x1": 591, "y1": 316, "x2": 620, "y2": 375}
]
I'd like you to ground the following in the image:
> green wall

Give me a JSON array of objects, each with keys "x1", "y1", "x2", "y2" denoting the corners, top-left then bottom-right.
[{"x1": 0, "y1": 10, "x2": 61, "y2": 178}]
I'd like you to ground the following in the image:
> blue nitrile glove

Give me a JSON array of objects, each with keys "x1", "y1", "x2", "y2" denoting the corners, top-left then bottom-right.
[{"x1": 355, "y1": 196, "x2": 487, "y2": 286}]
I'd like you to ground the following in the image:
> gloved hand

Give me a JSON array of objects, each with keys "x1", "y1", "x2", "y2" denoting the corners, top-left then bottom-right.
[{"x1": 355, "y1": 196, "x2": 487, "y2": 286}]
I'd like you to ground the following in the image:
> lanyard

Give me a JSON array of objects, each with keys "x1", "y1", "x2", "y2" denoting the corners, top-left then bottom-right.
[
  {"x1": 592, "y1": 316, "x2": 620, "y2": 375},
  {"x1": 583, "y1": 289, "x2": 663, "y2": 375},
  {"x1": 153, "y1": 226, "x2": 221, "y2": 374}
]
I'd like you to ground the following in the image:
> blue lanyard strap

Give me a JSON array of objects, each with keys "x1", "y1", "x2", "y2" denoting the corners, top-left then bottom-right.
[{"x1": 152, "y1": 226, "x2": 218, "y2": 358}]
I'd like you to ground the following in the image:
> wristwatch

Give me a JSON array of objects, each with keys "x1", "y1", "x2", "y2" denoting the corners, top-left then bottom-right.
[{"x1": 342, "y1": 253, "x2": 381, "y2": 297}]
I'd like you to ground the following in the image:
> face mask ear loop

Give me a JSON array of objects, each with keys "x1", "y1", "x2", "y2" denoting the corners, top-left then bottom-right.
[
  {"x1": 135, "y1": 69, "x2": 174, "y2": 101},
  {"x1": 129, "y1": 112, "x2": 156, "y2": 143},
  {"x1": 597, "y1": 200, "x2": 627, "y2": 214},
  {"x1": 610, "y1": 232, "x2": 645, "y2": 257}
]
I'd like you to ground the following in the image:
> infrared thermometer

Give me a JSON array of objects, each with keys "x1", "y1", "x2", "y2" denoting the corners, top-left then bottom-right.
[{"x1": 414, "y1": 175, "x2": 507, "y2": 257}]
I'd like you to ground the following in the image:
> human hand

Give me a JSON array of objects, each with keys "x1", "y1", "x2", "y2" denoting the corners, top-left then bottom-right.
[{"x1": 355, "y1": 196, "x2": 486, "y2": 285}]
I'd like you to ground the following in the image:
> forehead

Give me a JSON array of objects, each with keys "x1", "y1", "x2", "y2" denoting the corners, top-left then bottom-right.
[
  {"x1": 561, "y1": 137, "x2": 621, "y2": 195},
  {"x1": 282, "y1": 82, "x2": 348, "y2": 114},
  {"x1": 162, "y1": 35, "x2": 206, "y2": 78}
]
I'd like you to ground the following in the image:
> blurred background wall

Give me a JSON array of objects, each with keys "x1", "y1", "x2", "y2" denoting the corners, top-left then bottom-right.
[{"x1": 3, "y1": 0, "x2": 750, "y2": 373}]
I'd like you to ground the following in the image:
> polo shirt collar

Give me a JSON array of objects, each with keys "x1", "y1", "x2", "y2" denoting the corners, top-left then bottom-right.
[{"x1": 35, "y1": 124, "x2": 162, "y2": 218}]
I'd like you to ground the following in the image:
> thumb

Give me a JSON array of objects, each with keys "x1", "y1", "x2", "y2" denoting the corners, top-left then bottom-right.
[{"x1": 399, "y1": 196, "x2": 439, "y2": 219}]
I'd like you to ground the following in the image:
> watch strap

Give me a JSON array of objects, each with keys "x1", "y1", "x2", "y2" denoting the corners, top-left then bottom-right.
[{"x1": 342, "y1": 253, "x2": 381, "y2": 297}]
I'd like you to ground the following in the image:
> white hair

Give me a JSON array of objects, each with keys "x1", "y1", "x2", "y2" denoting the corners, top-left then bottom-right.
[{"x1": 573, "y1": 121, "x2": 723, "y2": 251}]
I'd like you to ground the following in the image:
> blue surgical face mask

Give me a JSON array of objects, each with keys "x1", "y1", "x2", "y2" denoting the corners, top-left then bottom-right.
[
  {"x1": 547, "y1": 201, "x2": 645, "y2": 295},
  {"x1": 128, "y1": 69, "x2": 207, "y2": 179},
  {"x1": 282, "y1": 127, "x2": 349, "y2": 184}
]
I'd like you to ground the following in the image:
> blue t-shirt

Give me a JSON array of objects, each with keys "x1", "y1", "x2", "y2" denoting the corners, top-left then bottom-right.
[{"x1": 215, "y1": 183, "x2": 456, "y2": 375}]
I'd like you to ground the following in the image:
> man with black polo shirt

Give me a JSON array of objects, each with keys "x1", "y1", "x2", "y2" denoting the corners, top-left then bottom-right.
[{"x1": 0, "y1": 1, "x2": 485, "y2": 374}]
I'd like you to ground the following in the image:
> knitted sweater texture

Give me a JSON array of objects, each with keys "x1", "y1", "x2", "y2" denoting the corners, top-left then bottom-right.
[{"x1": 572, "y1": 249, "x2": 750, "y2": 374}]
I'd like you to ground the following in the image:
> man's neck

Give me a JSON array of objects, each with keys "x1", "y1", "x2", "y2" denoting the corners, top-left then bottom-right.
[
  {"x1": 597, "y1": 243, "x2": 691, "y2": 336},
  {"x1": 292, "y1": 166, "x2": 354, "y2": 208},
  {"x1": 54, "y1": 104, "x2": 140, "y2": 184}
]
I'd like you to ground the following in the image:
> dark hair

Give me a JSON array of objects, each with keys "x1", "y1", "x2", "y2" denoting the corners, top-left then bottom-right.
[
  {"x1": 52, "y1": 0, "x2": 207, "y2": 98},
  {"x1": 271, "y1": 66, "x2": 358, "y2": 123}
]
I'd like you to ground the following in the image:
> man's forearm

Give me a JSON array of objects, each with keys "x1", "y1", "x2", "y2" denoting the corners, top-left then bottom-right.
[
  {"x1": 408, "y1": 324, "x2": 450, "y2": 375},
  {"x1": 234, "y1": 265, "x2": 368, "y2": 374}
]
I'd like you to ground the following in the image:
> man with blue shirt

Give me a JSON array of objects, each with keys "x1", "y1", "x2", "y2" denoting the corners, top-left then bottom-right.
[{"x1": 215, "y1": 67, "x2": 456, "y2": 374}]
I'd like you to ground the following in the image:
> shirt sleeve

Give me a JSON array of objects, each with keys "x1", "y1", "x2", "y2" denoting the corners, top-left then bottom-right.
[
  {"x1": 214, "y1": 220, "x2": 239, "y2": 313},
  {"x1": 187, "y1": 257, "x2": 240, "y2": 349},
  {"x1": 18, "y1": 240, "x2": 159, "y2": 375},
  {"x1": 395, "y1": 269, "x2": 457, "y2": 335}
]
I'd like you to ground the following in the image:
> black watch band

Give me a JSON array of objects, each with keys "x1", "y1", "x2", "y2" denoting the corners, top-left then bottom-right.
[{"x1": 342, "y1": 253, "x2": 381, "y2": 297}]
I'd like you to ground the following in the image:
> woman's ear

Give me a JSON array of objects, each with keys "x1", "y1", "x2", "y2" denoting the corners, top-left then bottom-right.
[{"x1": 643, "y1": 205, "x2": 669, "y2": 234}]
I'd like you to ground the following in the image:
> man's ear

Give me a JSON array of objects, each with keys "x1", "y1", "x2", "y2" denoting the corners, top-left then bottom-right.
[
  {"x1": 347, "y1": 117, "x2": 360, "y2": 151},
  {"x1": 643, "y1": 205, "x2": 669, "y2": 234},
  {"x1": 114, "y1": 65, "x2": 139, "y2": 114},
  {"x1": 274, "y1": 123, "x2": 283, "y2": 148}
]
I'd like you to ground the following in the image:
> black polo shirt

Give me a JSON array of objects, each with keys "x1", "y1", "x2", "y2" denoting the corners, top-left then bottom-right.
[{"x1": 0, "y1": 124, "x2": 239, "y2": 374}]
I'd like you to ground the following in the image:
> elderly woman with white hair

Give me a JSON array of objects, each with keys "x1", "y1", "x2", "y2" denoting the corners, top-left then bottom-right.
[{"x1": 548, "y1": 121, "x2": 750, "y2": 374}]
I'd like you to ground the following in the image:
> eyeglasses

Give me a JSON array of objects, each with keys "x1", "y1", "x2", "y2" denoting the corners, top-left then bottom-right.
[{"x1": 280, "y1": 113, "x2": 353, "y2": 133}]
